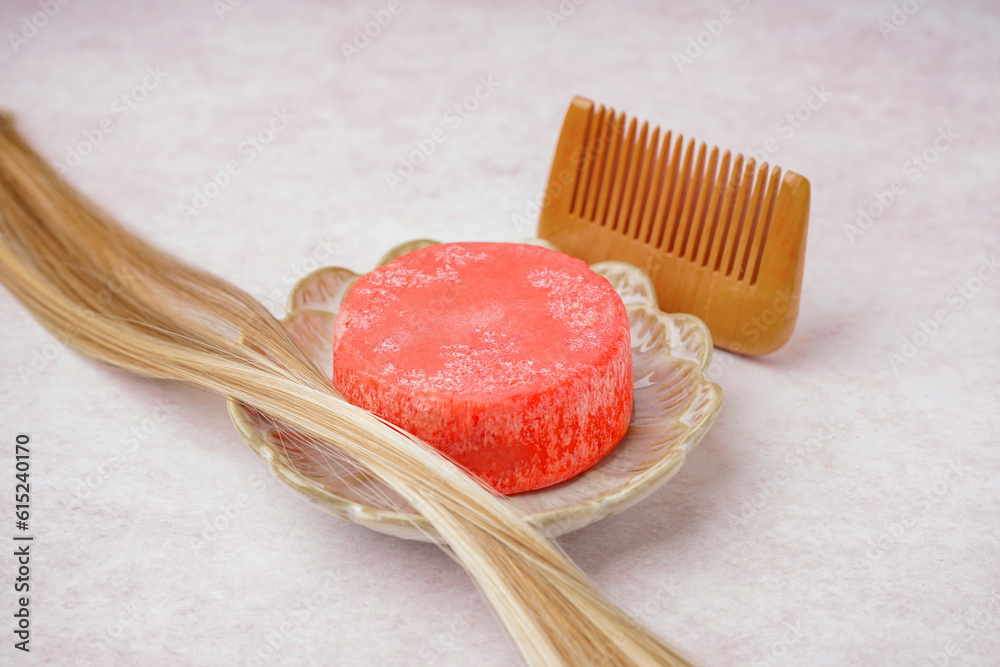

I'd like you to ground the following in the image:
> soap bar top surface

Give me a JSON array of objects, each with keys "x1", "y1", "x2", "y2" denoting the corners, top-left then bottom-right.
[
  {"x1": 334, "y1": 242, "x2": 624, "y2": 399},
  {"x1": 332, "y1": 242, "x2": 632, "y2": 494}
]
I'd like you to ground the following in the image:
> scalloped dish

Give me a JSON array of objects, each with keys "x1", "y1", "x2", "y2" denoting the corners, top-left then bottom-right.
[{"x1": 227, "y1": 239, "x2": 722, "y2": 542}]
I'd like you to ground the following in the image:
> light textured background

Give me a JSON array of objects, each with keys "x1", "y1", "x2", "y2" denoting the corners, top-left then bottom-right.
[{"x1": 1, "y1": 0, "x2": 998, "y2": 665}]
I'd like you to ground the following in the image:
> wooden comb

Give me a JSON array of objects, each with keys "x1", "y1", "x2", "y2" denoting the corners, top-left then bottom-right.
[{"x1": 537, "y1": 96, "x2": 810, "y2": 355}]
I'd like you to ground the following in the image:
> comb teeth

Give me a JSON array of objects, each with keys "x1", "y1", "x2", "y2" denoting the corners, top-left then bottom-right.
[
  {"x1": 539, "y1": 96, "x2": 811, "y2": 355},
  {"x1": 569, "y1": 105, "x2": 782, "y2": 285}
]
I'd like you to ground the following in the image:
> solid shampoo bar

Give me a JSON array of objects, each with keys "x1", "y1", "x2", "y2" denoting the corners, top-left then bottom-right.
[{"x1": 331, "y1": 242, "x2": 632, "y2": 494}]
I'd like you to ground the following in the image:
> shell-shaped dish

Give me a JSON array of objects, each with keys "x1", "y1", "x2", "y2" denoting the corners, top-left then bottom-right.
[{"x1": 227, "y1": 239, "x2": 722, "y2": 542}]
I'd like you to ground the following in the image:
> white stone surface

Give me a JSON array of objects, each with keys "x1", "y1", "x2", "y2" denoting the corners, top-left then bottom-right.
[{"x1": 0, "y1": 0, "x2": 997, "y2": 665}]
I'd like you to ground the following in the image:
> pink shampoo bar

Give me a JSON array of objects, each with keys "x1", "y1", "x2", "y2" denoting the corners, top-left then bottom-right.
[{"x1": 331, "y1": 242, "x2": 632, "y2": 494}]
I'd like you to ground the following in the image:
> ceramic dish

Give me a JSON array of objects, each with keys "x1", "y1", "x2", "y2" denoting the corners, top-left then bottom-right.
[{"x1": 227, "y1": 238, "x2": 722, "y2": 542}]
